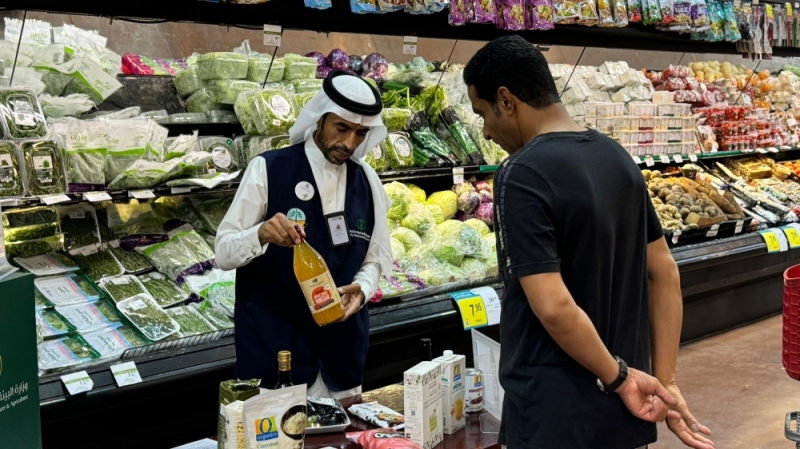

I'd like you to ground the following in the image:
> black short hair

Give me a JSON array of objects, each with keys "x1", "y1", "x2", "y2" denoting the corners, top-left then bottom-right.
[{"x1": 463, "y1": 35, "x2": 560, "y2": 111}]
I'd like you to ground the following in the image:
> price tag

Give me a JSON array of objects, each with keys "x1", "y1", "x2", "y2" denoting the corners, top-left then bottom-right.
[
  {"x1": 735, "y1": 219, "x2": 744, "y2": 234},
  {"x1": 766, "y1": 4, "x2": 774, "y2": 18},
  {"x1": 659, "y1": 155, "x2": 670, "y2": 164},
  {"x1": 452, "y1": 167, "x2": 464, "y2": 185},
  {"x1": 632, "y1": 155, "x2": 642, "y2": 164},
  {"x1": 263, "y1": 25, "x2": 282, "y2": 47},
  {"x1": 756, "y1": 148, "x2": 768, "y2": 154},
  {"x1": 671, "y1": 229, "x2": 682, "y2": 245},
  {"x1": 403, "y1": 36, "x2": 418, "y2": 55},
  {"x1": 782, "y1": 225, "x2": 800, "y2": 249},
  {"x1": 83, "y1": 191, "x2": 112, "y2": 202},
  {"x1": 760, "y1": 229, "x2": 788, "y2": 253},
  {"x1": 0, "y1": 198, "x2": 19, "y2": 207},
  {"x1": 171, "y1": 187, "x2": 194, "y2": 194},
  {"x1": 61, "y1": 371, "x2": 93, "y2": 395},
  {"x1": 689, "y1": 153, "x2": 698, "y2": 162},
  {"x1": 673, "y1": 154, "x2": 684, "y2": 163},
  {"x1": 706, "y1": 223, "x2": 720, "y2": 238},
  {"x1": 450, "y1": 286, "x2": 501, "y2": 330},
  {"x1": 768, "y1": 147, "x2": 779, "y2": 153},
  {"x1": 129, "y1": 190, "x2": 155, "y2": 199},
  {"x1": 40, "y1": 194, "x2": 71, "y2": 205},
  {"x1": 645, "y1": 157, "x2": 655, "y2": 167},
  {"x1": 110, "y1": 361, "x2": 143, "y2": 387}
]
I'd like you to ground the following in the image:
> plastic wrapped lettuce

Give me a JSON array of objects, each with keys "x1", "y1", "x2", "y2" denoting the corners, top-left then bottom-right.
[
  {"x1": 246, "y1": 56, "x2": 285, "y2": 83},
  {"x1": 390, "y1": 226, "x2": 422, "y2": 251},
  {"x1": 186, "y1": 87, "x2": 224, "y2": 113},
  {"x1": 382, "y1": 132, "x2": 415, "y2": 169},
  {"x1": 252, "y1": 89, "x2": 298, "y2": 135},
  {"x1": 460, "y1": 257, "x2": 487, "y2": 280},
  {"x1": 21, "y1": 140, "x2": 67, "y2": 196},
  {"x1": 365, "y1": 144, "x2": 389, "y2": 172},
  {"x1": 195, "y1": 300, "x2": 234, "y2": 329},
  {"x1": 191, "y1": 195, "x2": 234, "y2": 233},
  {"x1": 425, "y1": 204, "x2": 445, "y2": 224},
  {"x1": 198, "y1": 137, "x2": 238, "y2": 174},
  {"x1": 0, "y1": 141, "x2": 24, "y2": 197},
  {"x1": 174, "y1": 66, "x2": 206, "y2": 98},
  {"x1": 465, "y1": 218, "x2": 491, "y2": 236},
  {"x1": 0, "y1": 88, "x2": 47, "y2": 139},
  {"x1": 382, "y1": 108, "x2": 413, "y2": 132},
  {"x1": 401, "y1": 202, "x2": 435, "y2": 235},
  {"x1": 401, "y1": 247, "x2": 462, "y2": 286},
  {"x1": 384, "y1": 181, "x2": 416, "y2": 220},
  {"x1": 138, "y1": 232, "x2": 212, "y2": 284},
  {"x1": 292, "y1": 79, "x2": 323, "y2": 94},
  {"x1": 167, "y1": 306, "x2": 217, "y2": 337},
  {"x1": 483, "y1": 232, "x2": 496, "y2": 251},
  {"x1": 390, "y1": 237, "x2": 406, "y2": 262},
  {"x1": 107, "y1": 159, "x2": 175, "y2": 190},
  {"x1": 426, "y1": 191, "x2": 458, "y2": 220},
  {"x1": 234, "y1": 91, "x2": 258, "y2": 135},
  {"x1": 196, "y1": 52, "x2": 248, "y2": 80},
  {"x1": 436, "y1": 220, "x2": 488, "y2": 258},
  {"x1": 117, "y1": 294, "x2": 180, "y2": 341},
  {"x1": 209, "y1": 79, "x2": 261, "y2": 104},
  {"x1": 406, "y1": 183, "x2": 427, "y2": 203},
  {"x1": 63, "y1": 121, "x2": 107, "y2": 189}
]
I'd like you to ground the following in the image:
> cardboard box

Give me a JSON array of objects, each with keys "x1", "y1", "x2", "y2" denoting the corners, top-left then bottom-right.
[
  {"x1": 404, "y1": 361, "x2": 443, "y2": 449},
  {"x1": 685, "y1": 212, "x2": 725, "y2": 227},
  {"x1": 432, "y1": 351, "x2": 466, "y2": 435}
]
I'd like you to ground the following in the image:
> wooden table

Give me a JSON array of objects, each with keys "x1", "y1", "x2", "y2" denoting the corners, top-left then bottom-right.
[{"x1": 304, "y1": 395, "x2": 501, "y2": 449}]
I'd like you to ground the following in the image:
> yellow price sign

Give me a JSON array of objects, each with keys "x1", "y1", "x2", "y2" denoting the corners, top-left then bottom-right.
[
  {"x1": 783, "y1": 226, "x2": 800, "y2": 249},
  {"x1": 760, "y1": 230, "x2": 782, "y2": 253},
  {"x1": 451, "y1": 292, "x2": 488, "y2": 329},
  {"x1": 766, "y1": 4, "x2": 774, "y2": 18},
  {"x1": 788, "y1": 3, "x2": 793, "y2": 16}
]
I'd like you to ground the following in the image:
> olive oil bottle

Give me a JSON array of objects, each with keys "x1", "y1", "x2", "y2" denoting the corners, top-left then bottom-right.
[
  {"x1": 293, "y1": 239, "x2": 345, "y2": 326},
  {"x1": 275, "y1": 351, "x2": 293, "y2": 389}
]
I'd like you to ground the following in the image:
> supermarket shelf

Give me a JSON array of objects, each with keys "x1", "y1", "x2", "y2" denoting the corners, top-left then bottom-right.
[
  {"x1": 7, "y1": 0, "x2": 800, "y2": 56},
  {"x1": 634, "y1": 147, "x2": 800, "y2": 167}
]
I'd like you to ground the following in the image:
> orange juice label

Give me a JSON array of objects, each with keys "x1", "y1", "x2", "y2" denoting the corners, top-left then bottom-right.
[{"x1": 299, "y1": 272, "x2": 340, "y2": 312}]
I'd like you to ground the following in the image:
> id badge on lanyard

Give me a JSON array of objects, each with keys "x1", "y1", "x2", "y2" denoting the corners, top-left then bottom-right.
[{"x1": 325, "y1": 212, "x2": 351, "y2": 247}]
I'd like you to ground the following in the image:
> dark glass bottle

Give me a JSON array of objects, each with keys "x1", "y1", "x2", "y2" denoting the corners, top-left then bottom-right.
[
  {"x1": 419, "y1": 338, "x2": 433, "y2": 362},
  {"x1": 275, "y1": 350, "x2": 293, "y2": 389}
]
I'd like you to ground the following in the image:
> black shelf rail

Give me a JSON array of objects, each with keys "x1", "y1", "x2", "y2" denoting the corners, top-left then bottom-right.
[{"x1": 5, "y1": 0, "x2": 800, "y2": 56}]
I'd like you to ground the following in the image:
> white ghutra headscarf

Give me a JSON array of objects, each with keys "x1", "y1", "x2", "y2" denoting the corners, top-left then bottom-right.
[{"x1": 289, "y1": 71, "x2": 393, "y2": 277}]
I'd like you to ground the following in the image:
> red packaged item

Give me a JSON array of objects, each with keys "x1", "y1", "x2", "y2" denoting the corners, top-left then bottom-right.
[
  {"x1": 121, "y1": 53, "x2": 189, "y2": 76},
  {"x1": 346, "y1": 429, "x2": 423, "y2": 449}
]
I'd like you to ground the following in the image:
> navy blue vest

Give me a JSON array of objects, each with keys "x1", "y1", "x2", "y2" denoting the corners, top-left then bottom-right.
[{"x1": 234, "y1": 143, "x2": 375, "y2": 391}]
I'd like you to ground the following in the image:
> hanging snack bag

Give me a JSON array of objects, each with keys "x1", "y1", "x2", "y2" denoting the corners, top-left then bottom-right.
[
  {"x1": 553, "y1": 0, "x2": 581, "y2": 23},
  {"x1": 527, "y1": 0, "x2": 556, "y2": 29},
  {"x1": 499, "y1": 0, "x2": 527, "y2": 29},
  {"x1": 706, "y1": 0, "x2": 725, "y2": 41},
  {"x1": 597, "y1": 0, "x2": 616, "y2": 25},
  {"x1": 474, "y1": 0, "x2": 499, "y2": 22},
  {"x1": 352, "y1": 0, "x2": 379, "y2": 13},
  {"x1": 722, "y1": 0, "x2": 741, "y2": 41},
  {"x1": 670, "y1": 0, "x2": 692, "y2": 31},
  {"x1": 0, "y1": 141, "x2": 24, "y2": 197},
  {"x1": 612, "y1": 0, "x2": 629, "y2": 25},
  {"x1": 576, "y1": 0, "x2": 599, "y2": 24},
  {"x1": 643, "y1": 0, "x2": 663, "y2": 24},
  {"x1": 243, "y1": 384, "x2": 308, "y2": 449},
  {"x1": 658, "y1": 0, "x2": 675, "y2": 26},
  {"x1": 690, "y1": 0, "x2": 711, "y2": 32},
  {"x1": 627, "y1": 0, "x2": 643, "y2": 22}
]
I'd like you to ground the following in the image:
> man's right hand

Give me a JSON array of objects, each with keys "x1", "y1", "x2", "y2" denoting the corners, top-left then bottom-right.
[
  {"x1": 663, "y1": 383, "x2": 715, "y2": 449},
  {"x1": 258, "y1": 213, "x2": 306, "y2": 247}
]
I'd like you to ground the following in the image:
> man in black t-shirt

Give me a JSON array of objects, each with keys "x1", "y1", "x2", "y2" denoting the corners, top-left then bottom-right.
[{"x1": 463, "y1": 36, "x2": 715, "y2": 449}]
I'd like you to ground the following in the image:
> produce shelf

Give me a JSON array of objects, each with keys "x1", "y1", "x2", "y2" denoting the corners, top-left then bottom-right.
[{"x1": 7, "y1": 0, "x2": 800, "y2": 56}]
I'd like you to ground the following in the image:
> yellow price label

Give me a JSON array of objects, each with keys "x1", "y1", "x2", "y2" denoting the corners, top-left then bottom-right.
[
  {"x1": 788, "y1": 2, "x2": 793, "y2": 16},
  {"x1": 783, "y1": 226, "x2": 800, "y2": 248},
  {"x1": 453, "y1": 294, "x2": 488, "y2": 329},
  {"x1": 760, "y1": 230, "x2": 781, "y2": 252},
  {"x1": 767, "y1": 4, "x2": 774, "y2": 18}
]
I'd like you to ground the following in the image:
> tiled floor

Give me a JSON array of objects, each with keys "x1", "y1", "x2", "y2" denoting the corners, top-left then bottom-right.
[{"x1": 651, "y1": 315, "x2": 800, "y2": 449}]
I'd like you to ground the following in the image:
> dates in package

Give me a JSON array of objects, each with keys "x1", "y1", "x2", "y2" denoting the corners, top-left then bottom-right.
[{"x1": 526, "y1": 0, "x2": 555, "y2": 29}]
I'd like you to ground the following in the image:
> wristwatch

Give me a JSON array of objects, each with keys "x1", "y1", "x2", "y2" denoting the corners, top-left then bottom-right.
[{"x1": 596, "y1": 356, "x2": 628, "y2": 394}]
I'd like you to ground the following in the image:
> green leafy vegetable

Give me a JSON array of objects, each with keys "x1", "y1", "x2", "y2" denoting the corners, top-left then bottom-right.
[
  {"x1": 365, "y1": 144, "x2": 389, "y2": 172},
  {"x1": 21, "y1": 140, "x2": 66, "y2": 196},
  {"x1": 109, "y1": 246, "x2": 153, "y2": 273},
  {"x1": 65, "y1": 148, "x2": 106, "y2": 187},
  {"x1": 0, "y1": 89, "x2": 47, "y2": 139},
  {"x1": 200, "y1": 281, "x2": 235, "y2": 317},
  {"x1": 252, "y1": 90, "x2": 298, "y2": 135},
  {"x1": 139, "y1": 273, "x2": 186, "y2": 307},
  {"x1": 101, "y1": 276, "x2": 146, "y2": 303},
  {"x1": 37, "y1": 309, "x2": 75, "y2": 337},
  {"x1": 174, "y1": 66, "x2": 206, "y2": 98},
  {"x1": 382, "y1": 108, "x2": 413, "y2": 132},
  {"x1": 6, "y1": 234, "x2": 64, "y2": 258},
  {"x1": 59, "y1": 208, "x2": 101, "y2": 250},
  {"x1": 3, "y1": 207, "x2": 57, "y2": 228},
  {"x1": 196, "y1": 52, "x2": 248, "y2": 81},
  {"x1": 209, "y1": 79, "x2": 261, "y2": 104},
  {"x1": 186, "y1": 87, "x2": 224, "y2": 113},
  {"x1": 196, "y1": 300, "x2": 234, "y2": 329},
  {"x1": 167, "y1": 306, "x2": 217, "y2": 337},
  {"x1": 246, "y1": 56, "x2": 285, "y2": 83},
  {"x1": 4, "y1": 222, "x2": 59, "y2": 243},
  {"x1": 70, "y1": 247, "x2": 123, "y2": 281},
  {"x1": 382, "y1": 133, "x2": 415, "y2": 170},
  {"x1": 117, "y1": 294, "x2": 179, "y2": 341},
  {"x1": 117, "y1": 325, "x2": 151, "y2": 347},
  {"x1": 0, "y1": 141, "x2": 24, "y2": 197}
]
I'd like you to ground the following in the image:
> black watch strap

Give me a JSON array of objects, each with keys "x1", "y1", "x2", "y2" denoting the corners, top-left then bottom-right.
[{"x1": 597, "y1": 356, "x2": 628, "y2": 394}]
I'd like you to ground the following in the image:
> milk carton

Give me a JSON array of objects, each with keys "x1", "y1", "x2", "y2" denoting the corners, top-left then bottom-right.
[
  {"x1": 403, "y1": 361, "x2": 443, "y2": 449},
  {"x1": 432, "y1": 350, "x2": 466, "y2": 435}
]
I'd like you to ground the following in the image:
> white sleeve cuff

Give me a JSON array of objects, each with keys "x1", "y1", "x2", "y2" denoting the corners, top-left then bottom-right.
[{"x1": 243, "y1": 222, "x2": 269, "y2": 259}]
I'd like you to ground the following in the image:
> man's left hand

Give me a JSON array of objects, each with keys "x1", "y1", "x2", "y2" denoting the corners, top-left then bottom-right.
[{"x1": 337, "y1": 283, "x2": 364, "y2": 321}]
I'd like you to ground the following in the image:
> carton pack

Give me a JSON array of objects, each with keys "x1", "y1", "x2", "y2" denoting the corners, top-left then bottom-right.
[
  {"x1": 432, "y1": 350, "x2": 466, "y2": 435},
  {"x1": 403, "y1": 361, "x2": 444, "y2": 449}
]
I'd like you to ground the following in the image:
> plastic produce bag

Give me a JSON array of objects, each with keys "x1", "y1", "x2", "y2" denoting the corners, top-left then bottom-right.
[
  {"x1": 198, "y1": 137, "x2": 238, "y2": 174},
  {"x1": 98, "y1": 275, "x2": 146, "y2": 303},
  {"x1": 383, "y1": 132, "x2": 415, "y2": 169},
  {"x1": 0, "y1": 88, "x2": 47, "y2": 139},
  {"x1": 196, "y1": 52, "x2": 248, "y2": 80},
  {"x1": 138, "y1": 271, "x2": 187, "y2": 308},
  {"x1": 80, "y1": 326, "x2": 146, "y2": 359},
  {"x1": 382, "y1": 108, "x2": 413, "y2": 132},
  {"x1": 56, "y1": 299, "x2": 124, "y2": 333},
  {"x1": 34, "y1": 273, "x2": 102, "y2": 306},
  {"x1": 195, "y1": 300, "x2": 234, "y2": 329},
  {"x1": 390, "y1": 237, "x2": 406, "y2": 262},
  {"x1": 426, "y1": 191, "x2": 458, "y2": 220},
  {"x1": 436, "y1": 219, "x2": 490, "y2": 258},
  {"x1": 138, "y1": 231, "x2": 214, "y2": 284},
  {"x1": 406, "y1": 184, "x2": 427, "y2": 203},
  {"x1": 401, "y1": 202, "x2": 435, "y2": 235},
  {"x1": 117, "y1": 294, "x2": 180, "y2": 341},
  {"x1": 252, "y1": 89, "x2": 298, "y2": 135},
  {"x1": 390, "y1": 227, "x2": 423, "y2": 251},
  {"x1": 0, "y1": 141, "x2": 24, "y2": 197},
  {"x1": 460, "y1": 257, "x2": 487, "y2": 280},
  {"x1": 365, "y1": 144, "x2": 389, "y2": 172},
  {"x1": 60, "y1": 57, "x2": 123, "y2": 104},
  {"x1": 38, "y1": 337, "x2": 99, "y2": 371},
  {"x1": 38, "y1": 93, "x2": 95, "y2": 118},
  {"x1": 464, "y1": 218, "x2": 491, "y2": 235},
  {"x1": 62, "y1": 120, "x2": 107, "y2": 190},
  {"x1": 384, "y1": 181, "x2": 417, "y2": 220},
  {"x1": 186, "y1": 87, "x2": 224, "y2": 113},
  {"x1": 174, "y1": 66, "x2": 206, "y2": 98},
  {"x1": 21, "y1": 139, "x2": 67, "y2": 196},
  {"x1": 191, "y1": 195, "x2": 234, "y2": 233}
]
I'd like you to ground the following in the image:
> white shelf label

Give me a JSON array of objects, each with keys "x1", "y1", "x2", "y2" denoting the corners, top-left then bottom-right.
[
  {"x1": 659, "y1": 155, "x2": 670, "y2": 164},
  {"x1": 129, "y1": 190, "x2": 156, "y2": 199},
  {"x1": 768, "y1": 147, "x2": 779, "y2": 153},
  {"x1": 403, "y1": 36, "x2": 418, "y2": 55},
  {"x1": 756, "y1": 148, "x2": 768, "y2": 154},
  {"x1": 110, "y1": 361, "x2": 143, "y2": 387},
  {"x1": 689, "y1": 153, "x2": 698, "y2": 162},
  {"x1": 171, "y1": 187, "x2": 194, "y2": 194},
  {"x1": 83, "y1": 191, "x2": 112, "y2": 202},
  {"x1": 706, "y1": 223, "x2": 720, "y2": 238},
  {"x1": 735, "y1": 219, "x2": 744, "y2": 234},
  {"x1": 632, "y1": 155, "x2": 642, "y2": 164},
  {"x1": 40, "y1": 194, "x2": 71, "y2": 205},
  {"x1": 263, "y1": 25, "x2": 282, "y2": 47},
  {"x1": 673, "y1": 155, "x2": 684, "y2": 163},
  {"x1": 645, "y1": 157, "x2": 655, "y2": 167},
  {"x1": 61, "y1": 371, "x2": 93, "y2": 395},
  {"x1": 452, "y1": 167, "x2": 464, "y2": 185}
]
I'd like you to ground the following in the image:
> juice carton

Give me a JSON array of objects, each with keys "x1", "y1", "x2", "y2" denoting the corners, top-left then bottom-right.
[
  {"x1": 432, "y1": 350, "x2": 466, "y2": 434},
  {"x1": 403, "y1": 361, "x2": 443, "y2": 449}
]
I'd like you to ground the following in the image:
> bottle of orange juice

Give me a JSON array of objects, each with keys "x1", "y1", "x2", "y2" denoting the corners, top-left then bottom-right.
[{"x1": 293, "y1": 238, "x2": 345, "y2": 326}]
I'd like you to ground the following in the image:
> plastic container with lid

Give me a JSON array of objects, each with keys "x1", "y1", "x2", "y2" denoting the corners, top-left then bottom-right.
[
  {"x1": 251, "y1": 89, "x2": 298, "y2": 135},
  {"x1": 246, "y1": 57, "x2": 285, "y2": 83},
  {"x1": 209, "y1": 79, "x2": 261, "y2": 104},
  {"x1": 20, "y1": 139, "x2": 68, "y2": 196},
  {"x1": 169, "y1": 112, "x2": 207, "y2": 124},
  {"x1": 196, "y1": 52, "x2": 248, "y2": 80},
  {"x1": 117, "y1": 293, "x2": 180, "y2": 341},
  {"x1": 174, "y1": 66, "x2": 207, "y2": 98},
  {"x1": 0, "y1": 87, "x2": 46, "y2": 139},
  {"x1": 234, "y1": 91, "x2": 259, "y2": 135},
  {"x1": 186, "y1": 87, "x2": 224, "y2": 114},
  {"x1": 283, "y1": 62, "x2": 318, "y2": 81},
  {"x1": 0, "y1": 140, "x2": 24, "y2": 197},
  {"x1": 199, "y1": 136, "x2": 239, "y2": 173},
  {"x1": 206, "y1": 110, "x2": 240, "y2": 124}
]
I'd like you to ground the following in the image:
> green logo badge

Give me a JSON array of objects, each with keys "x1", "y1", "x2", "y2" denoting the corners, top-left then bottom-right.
[{"x1": 357, "y1": 219, "x2": 366, "y2": 231}]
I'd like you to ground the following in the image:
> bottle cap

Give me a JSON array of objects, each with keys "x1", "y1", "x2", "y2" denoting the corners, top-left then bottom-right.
[
  {"x1": 278, "y1": 350, "x2": 291, "y2": 362},
  {"x1": 443, "y1": 350, "x2": 454, "y2": 357}
]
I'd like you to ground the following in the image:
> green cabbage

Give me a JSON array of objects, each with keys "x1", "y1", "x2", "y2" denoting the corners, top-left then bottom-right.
[
  {"x1": 431, "y1": 235, "x2": 465, "y2": 266},
  {"x1": 384, "y1": 181, "x2": 416, "y2": 220},
  {"x1": 465, "y1": 218, "x2": 491, "y2": 236},
  {"x1": 426, "y1": 191, "x2": 458, "y2": 220},
  {"x1": 436, "y1": 220, "x2": 487, "y2": 257},
  {"x1": 401, "y1": 202, "x2": 435, "y2": 235},
  {"x1": 460, "y1": 257, "x2": 487, "y2": 280},
  {"x1": 425, "y1": 204, "x2": 445, "y2": 224},
  {"x1": 390, "y1": 237, "x2": 406, "y2": 262},
  {"x1": 484, "y1": 232, "x2": 496, "y2": 252},
  {"x1": 390, "y1": 227, "x2": 422, "y2": 251},
  {"x1": 406, "y1": 183, "x2": 427, "y2": 203}
]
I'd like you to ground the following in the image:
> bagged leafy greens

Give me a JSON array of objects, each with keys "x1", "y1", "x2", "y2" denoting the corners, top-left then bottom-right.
[
  {"x1": 138, "y1": 271, "x2": 187, "y2": 308},
  {"x1": 252, "y1": 89, "x2": 298, "y2": 135},
  {"x1": 195, "y1": 300, "x2": 234, "y2": 329},
  {"x1": 191, "y1": 195, "x2": 234, "y2": 233},
  {"x1": 364, "y1": 144, "x2": 389, "y2": 172},
  {"x1": 382, "y1": 132, "x2": 415, "y2": 170},
  {"x1": 104, "y1": 119, "x2": 151, "y2": 183},
  {"x1": 382, "y1": 108, "x2": 413, "y2": 132},
  {"x1": 198, "y1": 136, "x2": 239, "y2": 173},
  {"x1": 6, "y1": 233, "x2": 65, "y2": 259},
  {"x1": 196, "y1": 52, "x2": 248, "y2": 81},
  {"x1": 55, "y1": 299, "x2": 124, "y2": 333},
  {"x1": 163, "y1": 132, "x2": 199, "y2": 161},
  {"x1": 59, "y1": 57, "x2": 124, "y2": 104},
  {"x1": 184, "y1": 268, "x2": 236, "y2": 317},
  {"x1": 0, "y1": 88, "x2": 47, "y2": 139},
  {"x1": 174, "y1": 66, "x2": 206, "y2": 98},
  {"x1": 37, "y1": 308, "x2": 75, "y2": 339},
  {"x1": 117, "y1": 294, "x2": 180, "y2": 341},
  {"x1": 63, "y1": 120, "x2": 107, "y2": 190},
  {"x1": 168, "y1": 306, "x2": 217, "y2": 337},
  {"x1": 0, "y1": 141, "x2": 24, "y2": 197},
  {"x1": 57, "y1": 205, "x2": 101, "y2": 250},
  {"x1": 138, "y1": 230, "x2": 215, "y2": 284},
  {"x1": 21, "y1": 139, "x2": 67, "y2": 196},
  {"x1": 39, "y1": 93, "x2": 95, "y2": 118},
  {"x1": 34, "y1": 273, "x2": 102, "y2": 306}
]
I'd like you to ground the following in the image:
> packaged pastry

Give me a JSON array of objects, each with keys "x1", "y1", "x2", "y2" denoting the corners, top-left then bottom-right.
[{"x1": 474, "y1": 0, "x2": 499, "y2": 22}]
